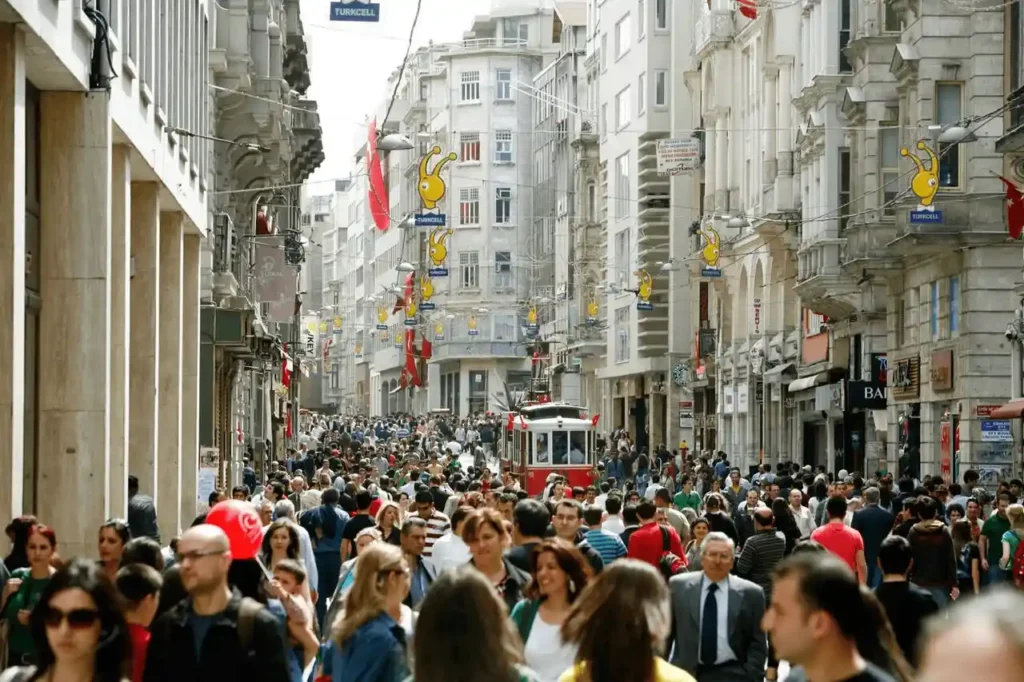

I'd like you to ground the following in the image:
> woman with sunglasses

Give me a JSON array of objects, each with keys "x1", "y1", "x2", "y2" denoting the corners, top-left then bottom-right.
[
  {"x1": 2, "y1": 525, "x2": 58, "y2": 667},
  {"x1": 0, "y1": 559, "x2": 129, "y2": 682},
  {"x1": 97, "y1": 520, "x2": 131, "y2": 582}
]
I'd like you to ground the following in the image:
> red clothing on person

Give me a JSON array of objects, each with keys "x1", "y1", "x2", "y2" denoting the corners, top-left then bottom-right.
[
  {"x1": 129, "y1": 623, "x2": 151, "y2": 682},
  {"x1": 810, "y1": 520, "x2": 865, "y2": 573},
  {"x1": 368, "y1": 496, "x2": 383, "y2": 518},
  {"x1": 627, "y1": 521, "x2": 685, "y2": 571}
]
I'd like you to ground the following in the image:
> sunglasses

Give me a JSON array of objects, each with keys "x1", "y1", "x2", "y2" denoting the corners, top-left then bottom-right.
[{"x1": 42, "y1": 607, "x2": 100, "y2": 629}]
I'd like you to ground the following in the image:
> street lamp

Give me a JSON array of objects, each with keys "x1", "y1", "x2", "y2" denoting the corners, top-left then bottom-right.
[
  {"x1": 378, "y1": 133, "x2": 414, "y2": 152},
  {"x1": 396, "y1": 261, "x2": 416, "y2": 272},
  {"x1": 937, "y1": 125, "x2": 978, "y2": 145}
]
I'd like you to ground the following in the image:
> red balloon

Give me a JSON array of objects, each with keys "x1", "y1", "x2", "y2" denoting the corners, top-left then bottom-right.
[{"x1": 205, "y1": 500, "x2": 263, "y2": 560}]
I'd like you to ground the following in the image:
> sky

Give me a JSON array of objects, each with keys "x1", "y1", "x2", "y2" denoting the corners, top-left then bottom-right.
[{"x1": 300, "y1": 0, "x2": 493, "y2": 193}]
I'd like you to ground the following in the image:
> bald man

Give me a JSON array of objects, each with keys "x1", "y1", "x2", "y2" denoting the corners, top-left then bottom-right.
[{"x1": 143, "y1": 525, "x2": 291, "y2": 682}]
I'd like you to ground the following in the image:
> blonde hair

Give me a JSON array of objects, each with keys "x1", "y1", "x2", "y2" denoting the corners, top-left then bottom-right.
[
  {"x1": 332, "y1": 543, "x2": 405, "y2": 645},
  {"x1": 375, "y1": 501, "x2": 404, "y2": 529},
  {"x1": 1008, "y1": 504, "x2": 1024, "y2": 533}
]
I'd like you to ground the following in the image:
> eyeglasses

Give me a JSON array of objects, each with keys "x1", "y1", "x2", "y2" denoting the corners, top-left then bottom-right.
[
  {"x1": 176, "y1": 548, "x2": 226, "y2": 563},
  {"x1": 42, "y1": 607, "x2": 100, "y2": 629}
]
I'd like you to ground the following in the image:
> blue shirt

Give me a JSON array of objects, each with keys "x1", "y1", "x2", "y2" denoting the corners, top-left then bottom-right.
[
  {"x1": 327, "y1": 612, "x2": 408, "y2": 682},
  {"x1": 584, "y1": 529, "x2": 627, "y2": 565},
  {"x1": 313, "y1": 505, "x2": 350, "y2": 554}
]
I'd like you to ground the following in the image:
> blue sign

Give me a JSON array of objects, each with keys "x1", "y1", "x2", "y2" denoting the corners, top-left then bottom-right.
[
  {"x1": 637, "y1": 301, "x2": 654, "y2": 311},
  {"x1": 910, "y1": 209, "x2": 943, "y2": 224},
  {"x1": 375, "y1": 323, "x2": 388, "y2": 331},
  {"x1": 981, "y1": 420, "x2": 1013, "y2": 443},
  {"x1": 701, "y1": 267, "x2": 722, "y2": 278},
  {"x1": 428, "y1": 267, "x2": 448, "y2": 277},
  {"x1": 415, "y1": 213, "x2": 447, "y2": 227},
  {"x1": 468, "y1": 329, "x2": 479, "y2": 336},
  {"x1": 404, "y1": 317, "x2": 417, "y2": 327},
  {"x1": 420, "y1": 302, "x2": 435, "y2": 311},
  {"x1": 329, "y1": 1, "x2": 381, "y2": 22}
]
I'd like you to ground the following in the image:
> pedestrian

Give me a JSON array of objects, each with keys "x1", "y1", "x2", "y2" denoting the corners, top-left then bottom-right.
[
  {"x1": 116, "y1": 563, "x2": 163, "y2": 682},
  {"x1": 143, "y1": 525, "x2": 291, "y2": 682},
  {"x1": 702, "y1": 494, "x2": 739, "y2": 545},
  {"x1": 97, "y1": 519, "x2": 131, "y2": 582},
  {"x1": 626, "y1": 500, "x2": 685, "y2": 576},
  {"x1": 399, "y1": 518, "x2": 437, "y2": 611},
  {"x1": 127, "y1": 476, "x2": 161, "y2": 543},
  {"x1": 683, "y1": 518, "x2": 710, "y2": 572},
  {"x1": 667, "y1": 531, "x2": 767, "y2": 681},
  {"x1": 506, "y1": 500, "x2": 551, "y2": 573},
  {"x1": 430, "y1": 506, "x2": 473, "y2": 575},
  {"x1": 309, "y1": 487, "x2": 350, "y2": 627},
  {"x1": 810, "y1": 496, "x2": 867, "y2": 583},
  {"x1": 324, "y1": 528, "x2": 382, "y2": 635},
  {"x1": 581, "y1": 507, "x2": 627, "y2": 566},
  {"x1": 851, "y1": 487, "x2": 894, "y2": 588},
  {"x1": 906, "y1": 496, "x2": 958, "y2": 605},
  {"x1": 562, "y1": 560, "x2": 695, "y2": 682},
  {"x1": 2, "y1": 524, "x2": 58, "y2": 667},
  {"x1": 979, "y1": 492, "x2": 1011, "y2": 585},
  {"x1": 464, "y1": 509, "x2": 531, "y2": 613},
  {"x1": 0, "y1": 559, "x2": 131, "y2": 682},
  {"x1": 873, "y1": 535, "x2": 940, "y2": 668}
]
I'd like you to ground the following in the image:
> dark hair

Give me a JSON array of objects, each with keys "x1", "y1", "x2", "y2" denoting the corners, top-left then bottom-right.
[
  {"x1": 207, "y1": 490, "x2": 223, "y2": 507},
  {"x1": 355, "y1": 489, "x2": 372, "y2": 510},
  {"x1": 582, "y1": 506, "x2": 603, "y2": 526},
  {"x1": 635, "y1": 500, "x2": 657, "y2": 520},
  {"x1": 414, "y1": 490, "x2": 435, "y2": 506},
  {"x1": 773, "y1": 553, "x2": 913, "y2": 681},
  {"x1": 272, "y1": 557, "x2": 308, "y2": 585},
  {"x1": 945, "y1": 502, "x2": 965, "y2": 519},
  {"x1": 524, "y1": 539, "x2": 591, "y2": 601},
  {"x1": 30, "y1": 559, "x2": 131, "y2": 682},
  {"x1": 877, "y1": 535, "x2": 913, "y2": 576},
  {"x1": 917, "y1": 495, "x2": 938, "y2": 520},
  {"x1": 99, "y1": 519, "x2": 131, "y2": 547},
  {"x1": 513, "y1": 499, "x2": 551, "y2": 538},
  {"x1": 119, "y1": 537, "x2": 164, "y2": 571},
  {"x1": 260, "y1": 520, "x2": 300, "y2": 564},
  {"x1": 450, "y1": 506, "x2": 473, "y2": 530},
  {"x1": 605, "y1": 495, "x2": 623, "y2": 516},
  {"x1": 232, "y1": 485, "x2": 249, "y2": 497},
  {"x1": 498, "y1": 492, "x2": 518, "y2": 506},
  {"x1": 461, "y1": 509, "x2": 508, "y2": 544},
  {"x1": 116, "y1": 563, "x2": 162, "y2": 607},
  {"x1": 622, "y1": 504, "x2": 639, "y2": 526},
  {"x1": 154, "y1": 565, "x2": 187, "y2": 619},
  {"x1": 825, "y1": 495, "x2": 848, "y2": 519},
  {"x1": 654, "y1": 488, "x2": 672, "y2": 504},
  {"x1": 319, "y1": 487, "x2": 341, "y2": 538},
  {"x1": 791, "y1": 540, "x2": 826, "y2": 556}
]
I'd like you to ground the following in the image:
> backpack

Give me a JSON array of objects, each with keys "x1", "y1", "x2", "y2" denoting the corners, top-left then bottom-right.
[
  {"x1": 658, "y1": 526, "x2": 687, "y2": 581},
  {"x1": 1012, "y1": 538, "x2": 1024, "y2": 589}
]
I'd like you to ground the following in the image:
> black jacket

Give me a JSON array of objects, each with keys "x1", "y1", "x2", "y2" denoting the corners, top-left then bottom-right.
[
  {"x1": 473, "y1": 557, "x2": 531, "y2": 613},
  {"x1": 128, "y1": 493, "x2": 160, "y2": 543},
  {"x1": 143, "y1": 590, "x2": 290, "y2": 682},
  {"x1": 875, "y1": 581, "x2": 940, "y2": 667}
]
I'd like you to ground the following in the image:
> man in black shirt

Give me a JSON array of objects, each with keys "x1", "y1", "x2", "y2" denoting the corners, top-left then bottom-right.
[
  {"x1": 874, "y1": 535, "x2": 940, "y2": 667},
  {"x1": 340, "y1": 490, "x2": 376, "y2": 561},
  {"x1": 505, "y1": 499, "x2": 549, "y2": 572}
]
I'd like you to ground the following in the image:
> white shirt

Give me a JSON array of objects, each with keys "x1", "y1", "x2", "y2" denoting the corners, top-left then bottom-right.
[
  {"x1": 699, "y1": 575, "x2": 737, "y2": 665},
  {"x1": 524, "y1": 613, "x2": 579, "y2": 682},
  {"x1": 601, "y1": 516, "x2": 625, "y2": 535},
  {"x1": 791, "y1": 505, "x2": 816, "y2": 538},
  {"x1": 430, "y1": 532, "x2": 472, "y2": 574},
  {"x1": 594, "y1": 493, "x2": 609, "y2": 510},
  {"x1": 644, "y1": 483, "x2": 665, "y2": 501}
]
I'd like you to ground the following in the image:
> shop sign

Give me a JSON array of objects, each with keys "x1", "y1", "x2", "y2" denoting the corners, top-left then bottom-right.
[
  {"x1": 848, "y1": 380, "x2": 887, "y2": 409},
  {"x1": 976, "y1": 404, "x2": 1005, "y2": 417},
  {"x1": 870, "y1": 354, "x2": 888, "y2": 386},
  {"x1": 752, "y1": 299, "x2": 762, "y2": 336},
  {"x1": 980, "y1": 420, "x2": 1013, "y2": 443},
  {"x1": 891, "y1": 356, "x2": 920, "y2": 400},
  {"x1": 930, "y1": 349, "x2": 954, "y2": 392}
]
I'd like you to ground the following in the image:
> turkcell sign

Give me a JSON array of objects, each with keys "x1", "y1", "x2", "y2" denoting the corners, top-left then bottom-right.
[
  {"x1": 415, "y1": 213, "x2": 447, "y2": 227},
  {"x1": 329, "y1": 1, "x2": 381, "y2": 22},
  {"x1": 909, "y1": 210, "x2": 943, "y2": 224}
]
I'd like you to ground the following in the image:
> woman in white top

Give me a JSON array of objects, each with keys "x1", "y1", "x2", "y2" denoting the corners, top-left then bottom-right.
[{"x1": 509, "y1": 539, "x2": 591, "y2": 682}]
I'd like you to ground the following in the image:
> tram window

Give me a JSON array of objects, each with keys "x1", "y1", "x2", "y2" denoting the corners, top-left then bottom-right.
[
  {"x1": 551, "y1": 431, "x2": 569, "y2": 465},
  {"x1": 568, "y1": 431, "x2": 586, "y2": 465},
  {"x1": 535, "y1": 433, "x2": 550, "y2": 464}
]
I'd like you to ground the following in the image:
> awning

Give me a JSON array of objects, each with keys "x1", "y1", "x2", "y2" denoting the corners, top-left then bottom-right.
[
  {"x1": 764, "y1": 362, "x2": 796, "y2": 385},
  {"x1": 988, "y1": 399, "x2": 1024, "y2": 419},
  {"x1": 788, "y1": 372, "x2": 827, "y2": 393}
]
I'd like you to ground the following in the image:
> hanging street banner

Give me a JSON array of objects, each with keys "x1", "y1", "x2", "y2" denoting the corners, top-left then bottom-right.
[
  {"x1": 330, "y1": 1, "x2": 381, "y2": 22},
  {"x1": 901, "y1": 140, "x2": 943, "y2": 224},
  {"x1": 656, "y1": 137, "x2": 702, "y2": 175},
  {"x1": 699, "y1": 222, "x2": 722, "y2": 278}
]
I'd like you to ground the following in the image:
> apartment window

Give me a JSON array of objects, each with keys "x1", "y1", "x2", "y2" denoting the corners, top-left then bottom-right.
[
  {"x1": 638, "y1": 72, "x2": 646, "y2": 115},
  {"x1": 614, "y1": 229, "x2": 629, "y2": 286},
  {"x1": 838, "y1": 148, "x2": 851, "y2": 233},
  {"x1": 654, "y1": 70, "x2": 668, "y2": 107},
  {"x1": 878, "y1": 124, "x2": 900, "y2": 216},
  {"x1": 895, "y1": 294, "x2": 906, "y2": 346},
  {"x1": 459, "y1": 252, "x2": 480, "y2": 289},
  {"x1": 839, "y1": 0, "x2": 852, "y2": 73},
  {"x1": 930, "y1": 280, "x2": 940, "y2": 340},
  {"x1": 494, "y1": 130, "x2": 513, "y2": 162},
  {"x1": 615, "y1": 14, "x2": 632, "y2": 59},
  {"x1": 502, "y1": 17, "x2": 528, "y2": 43},
  {"x1": 936, "y1": 83, "x2": 963, "y2": 188},
  {"x1": 655, "y1": 0, "x2": 668, "y2": 30},
  {"x1": 638, "y1": 0, "x2": 646, "y2": 39},
  {"x1": 616, "y1": 152, "x2": 630, "y2": 218},
  {"x1": 495, "y1": 187, "x2": 512, "y2": 224},
  {"x1": 494, "y1": 251, "x2": 512, "y2": 289},
  {"x1": 355, "y1": 267, "x2": 363, "y2": 287},
  {"x1": 460, "y1": 188, "x2": 480, "y2": 225},
  {"x1": 601, "y1": 33, "x2": 608, "y2": 70},
  {"x1": 587, "y1": 183, "x2": 597, "y2": 220},
  {"x1": 949, "y1": 275, "x2": 960, "y2": 334},
  {"x1": 883, "y1": 0, "x2": 902, "y2": 32},
  {"x1": 615, "y1": 86, "x2": 631, "y2": 130},
  {"x1": 496, "y1": 68, "x2": 513, "y2": 100},
  {"x1": 615, "y1": 306, "x2": 631, "y2": 362},
  {"x1": 419, "y1": 78, "x2": 428, "y2": 101},
  {"x1": 460, "y1": 133, "x2": 480, "y2": 162},
  {"x1": 601, "y1": 104, "x2": 608, "y2": 136},
  {"x1": 460, "y1": 71, "x2": 481, "y2": 102}
]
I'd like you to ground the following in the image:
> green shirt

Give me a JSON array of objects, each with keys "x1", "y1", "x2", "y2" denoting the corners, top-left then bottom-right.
[
  {"x1": 3, "y1": 568, "x2": 52, "y2": 658},
  {"x1": 1001, "y1": 530, "x2": 1023, "y2": 570},
  {"x1": 674, "y1": 490, "x2": 702, "y2": 512},
  {"x1": 981, "y1": 514, "x2": 1011, "y2": 566}
]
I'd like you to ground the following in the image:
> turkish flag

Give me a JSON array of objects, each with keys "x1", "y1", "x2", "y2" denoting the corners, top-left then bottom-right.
[
  {"x1": 393, "y1": 271, "x2": 415, "y2": 314},
  {"x1": 367, "y1": 120, "x2": 389, "y2": 232},
  {"x1": 997, "y1": 175, "x2": 1024, "y2": 240},
  {"x1": 404, "y1": 329, "x2": 421, "y2": 387},
  {"x1": 281, "y1": 344, "x2": 292, "y2": 389},
  {"x1": 738, "y1": 0, "x2": 757, "y2": 19}
]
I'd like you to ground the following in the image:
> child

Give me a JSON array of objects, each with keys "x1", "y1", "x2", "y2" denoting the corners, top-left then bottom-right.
[
  {"x1": 116, "y1": 563, "x2": 163, "y2": 682},
  {"x1": 270, "y1": 559, "x2": 319, "y2": 675}
]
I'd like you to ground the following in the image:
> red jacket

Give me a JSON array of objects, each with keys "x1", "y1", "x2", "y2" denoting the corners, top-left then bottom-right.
[{"x1": 627, "y1": 522, "x2": 686, "y2": 571}]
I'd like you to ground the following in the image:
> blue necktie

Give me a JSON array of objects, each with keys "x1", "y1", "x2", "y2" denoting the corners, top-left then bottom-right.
[{"x1": 701, "y1": 583, "x2": 719, "y2": 665}]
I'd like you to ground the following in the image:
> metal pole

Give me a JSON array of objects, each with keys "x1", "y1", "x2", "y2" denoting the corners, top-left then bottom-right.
[{"x1": 1013, "y1": 309, "x2": 1023, "y2": 401}]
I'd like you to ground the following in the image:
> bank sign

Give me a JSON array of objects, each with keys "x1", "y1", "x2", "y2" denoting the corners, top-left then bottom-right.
[
  {"x1": 330, "y1": 1, "x2": 381, "y2": 22},
  {"x1": 847, "y1": 380, "x2": 887, "y2": 410}
]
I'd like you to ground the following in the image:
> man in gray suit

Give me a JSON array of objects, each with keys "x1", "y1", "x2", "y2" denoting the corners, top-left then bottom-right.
[{"x1": 668, "y1": 531, "x2": 768, "y2": 682}]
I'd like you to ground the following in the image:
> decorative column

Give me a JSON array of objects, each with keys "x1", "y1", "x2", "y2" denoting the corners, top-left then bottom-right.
[
  {"x1": 0, "y1": 25, "x2": 26, "y2": 522},
  {"x1": 157, "y1": 212, "x2": 183, "y2": 538},
  {"x1": 109, "y1": 146, "x2": 131, "y2": 518},
  {"x1": 763, "y1": 65, "x2": 779, "y2": 185},
  {"x1": 129, "y1": 183, "x2": 160, "y2": 496},
  {"x1": 180, "y1": 233, "x2": 201, "y2": 525},
  {"x1": 703, "y1": 110, "x2": 717, "y2": 214},
  {"x1": 776, "y1": 57, "x2": 796, "y2": 211},
  {"x1": 715, "y1": 112, "x2": 729, "y2": 213},
  {"x1": 37, "y1": 92, "x2": 113, "y2": 559}
]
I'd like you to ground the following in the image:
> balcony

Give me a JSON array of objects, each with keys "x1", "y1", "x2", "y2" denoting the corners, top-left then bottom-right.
[
  {"x1": 694, "y1": 8, "x2": 735, "y2": 59},
  {"x1": 793, "y1": 239, "x2": 860, "y2": 320},
  {"x1": 884, "y1": 192, "x2": 1005, "y2": 258},
  {"x1": 291, "y1": 100, "x2": 325, "y2": 184},
  {"x1": 429, "y1": 341, "x2": 522, "y2": 361},
  {"x1": 996, "y1": 85, "x2": 1024, "y2": 153},
  {"x1": 284, "y1": 13, "x2": 311, "y2": 95},
  {"x1": 840, "y1": 214, "x2": 901, "y2": 278},
  {"x1": 443, "y1": 37, "x2": 530, "y2": 55}
]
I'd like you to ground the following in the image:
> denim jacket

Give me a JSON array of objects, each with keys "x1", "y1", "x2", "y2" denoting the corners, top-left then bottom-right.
[{"x1": 327, "y1": 613, "x2": 409, "y2": 682}]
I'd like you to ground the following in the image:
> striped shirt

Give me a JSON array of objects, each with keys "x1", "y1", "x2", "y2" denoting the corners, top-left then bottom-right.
[
  {"x1": 735, "y1": 529, "x2": 787, "y2": 598},
  {"x1": 422, "y1": 510, "x2": 451, "y2": 556},
  {"x1": 584, "y1": 528, "x2": 627, "y2": 565}
]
